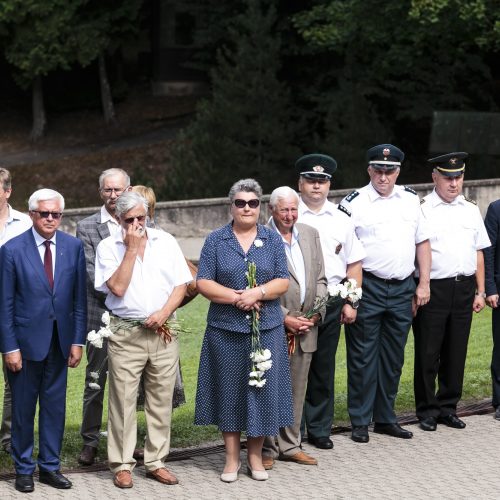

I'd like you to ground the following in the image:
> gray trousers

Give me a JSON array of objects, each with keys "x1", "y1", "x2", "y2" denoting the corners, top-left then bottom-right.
[{"x1": 263, "y1": 346, "x2": 313, "y2": 458}]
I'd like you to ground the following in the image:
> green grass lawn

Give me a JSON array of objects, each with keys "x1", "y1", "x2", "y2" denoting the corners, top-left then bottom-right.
[{"x1": 0, "y1": 297, "x2": 494, "y2": 471}]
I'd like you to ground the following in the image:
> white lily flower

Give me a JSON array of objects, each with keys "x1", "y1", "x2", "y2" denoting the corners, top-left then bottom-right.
[
  {"x1": 89, "y1": 382, "x2": 101, "y2": 390},
  {"x1": 90, "y1": 372, "x2": 99, "y2": 380},
  {"x1": 248, "y1": 379, "x2": 258, "y2": 386},
  {"x1": 254, "y1": 239, "x2": 263, "y2": 248},
  {"x1": 255, "y1": 379, "x2": 266, "y2": 388},
  {"x1": 262, "y1": 349, "x2": 272, "y2": 360}
]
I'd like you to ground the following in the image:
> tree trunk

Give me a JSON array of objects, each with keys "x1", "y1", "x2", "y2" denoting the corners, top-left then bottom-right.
[
  {"x1": 98, "y1": 52, "x2": 116, "y2": 124},
  {"x1": 30, "y1": 75, "x2": 46, "y2": 142}
]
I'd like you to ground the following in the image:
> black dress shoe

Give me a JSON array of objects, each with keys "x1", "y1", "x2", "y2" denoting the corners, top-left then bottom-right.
[
  {"x1": 419, "y1": 416, "x2": 437, "y2": 431},
  {"x1": 308, "y1": 435, "x2": 333, "y2": 449},
  {"x1": 351, "y1": 425, "x2": 369, "y2": 443},
  {"x1": 437, "y1": 414, "x2": 466, "y2": 429},
  {"x1": 15, "y1": 474, "x2": 34, "y2": 493},
  {"x1": 39, "y1": 470, "x2": 72, "y2": 489},
  {"x1": 495, "y1": 407, "x2": 500, "y2": 421},
  {"x1": 78, "y1": 444, "x2": 97, "y2": 466},
  {"x1": 374, "y1": 423, "x2": 413, "y2": 439}
]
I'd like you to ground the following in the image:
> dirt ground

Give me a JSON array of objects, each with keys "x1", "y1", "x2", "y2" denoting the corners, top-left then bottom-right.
[{"x1": 0, "y1": 86, "x2": 198, "y2": 208}]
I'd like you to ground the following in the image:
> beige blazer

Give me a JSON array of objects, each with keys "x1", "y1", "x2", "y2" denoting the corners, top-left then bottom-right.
[{"x1": 269, "y1": 222, "x2": 328, "y2": 353}]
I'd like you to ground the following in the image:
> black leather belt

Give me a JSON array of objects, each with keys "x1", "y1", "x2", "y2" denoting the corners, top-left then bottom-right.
[
  {"x1": 432, "y1": 274, "x2": 475, "y2": 282},
  {"x1": 363, "y1": 271, "x2": 406, "y2": 284}
]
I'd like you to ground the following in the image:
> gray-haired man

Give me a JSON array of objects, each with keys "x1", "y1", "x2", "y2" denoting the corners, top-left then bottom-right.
[{"x1": 77, "y1": 168, "x2": 132, "y2": 465}]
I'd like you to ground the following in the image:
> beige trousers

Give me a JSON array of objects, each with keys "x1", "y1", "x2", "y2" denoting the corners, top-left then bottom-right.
[
  {"x1": 263, "y1": 346, "x2": 313, "y2": 457},
  {"x1": 107, "y1": 323, "x2": 178, "y2": 473}
]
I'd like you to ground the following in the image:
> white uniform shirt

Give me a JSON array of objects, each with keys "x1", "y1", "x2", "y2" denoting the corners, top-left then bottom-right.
[
  {"x1": 341, "y1": 183, "x2": 430, "y2": 280},
  {"x1": 0, "y1": 205, "x2": 32, "y2": 246},
  {"x1": 298, "y1": 198, "x2": 366, "y2": 287},
  {"x1": 100, "y1": 205, "x2": 121, "y2": 236},
  {"x1": 420, "y1": 189, "x2": 491, "y2": 279},
  {"x1": 95, "y1": 227, "x2": 192, "y2": 318},
  {"x1": 269, "y1": 217, "x2": 306, "y2": 304}
]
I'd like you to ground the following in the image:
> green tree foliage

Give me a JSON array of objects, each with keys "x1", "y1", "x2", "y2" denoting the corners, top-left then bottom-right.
[
  {"x1": 288, "y1": 0, "x2": 500, "y2": 186},
  {"x1": 293, "y1": 0, "x2": 499, "y2": 121},
  {"x1": 0, "y1": 0, "x2": 143, "y2": 138},
  {"x1": 165, "y1": 0, "x2": 300, "y2": 200}
]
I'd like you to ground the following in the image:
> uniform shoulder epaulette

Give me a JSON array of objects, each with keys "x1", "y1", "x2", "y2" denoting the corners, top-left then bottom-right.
[
  {"x1": 420, "y1": 198, "x2": 426, "y2": 205},
  {"x1": 464, "y1": 196, "x2": 477, "y2": 205},
  {"x1": 404, "y1": 186, "x2": 417, "y2": 195},
  {"x1": 344, "y1": 190, "x2": 359, "y2": 202},
  {"x1": 337, "y1": 204, "x2": 351, "y2": 217}
]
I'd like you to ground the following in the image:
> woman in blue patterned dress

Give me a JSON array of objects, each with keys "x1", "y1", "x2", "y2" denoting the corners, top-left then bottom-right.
[{"x1": 195, "y1": 179, "x2": 293, "y2": 482}]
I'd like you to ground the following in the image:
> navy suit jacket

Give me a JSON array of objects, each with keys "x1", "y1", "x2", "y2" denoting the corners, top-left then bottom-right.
[
  {"x1": 0, "y1": 229, "x2": 87, "y2": 361},
  {"x1": 484, "y1": 199, "x2": 500, "y2": 297}
]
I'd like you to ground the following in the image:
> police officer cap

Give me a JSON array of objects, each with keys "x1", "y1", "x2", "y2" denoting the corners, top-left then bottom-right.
[
  {"x1": 296, "y1": 153, "x2": 337, "y2": 180},
  {"x1": 366, "y1": 144, "x2": 404, "y2": 170},
  {"x1": 428, "y1": 152, "x2": 467, "y2": 177}
]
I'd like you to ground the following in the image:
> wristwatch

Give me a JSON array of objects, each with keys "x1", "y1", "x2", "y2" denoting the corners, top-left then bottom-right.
[{"x1": 346, "y1": 298, "x2": 359, "y2": 309}]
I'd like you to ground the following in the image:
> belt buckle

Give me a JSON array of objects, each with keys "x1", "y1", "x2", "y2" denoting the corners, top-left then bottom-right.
[{"x1": 455, "y1": 274, "x2": 464, "y2": 282}]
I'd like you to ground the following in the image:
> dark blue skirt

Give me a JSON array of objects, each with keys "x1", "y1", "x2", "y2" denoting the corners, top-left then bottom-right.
[{"x1": 194, "y1": 323, "x2": 294, "y2": 436}]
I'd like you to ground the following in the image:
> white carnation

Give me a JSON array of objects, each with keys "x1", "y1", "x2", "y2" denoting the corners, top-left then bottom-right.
[{"x1": 101, "y1": 311, "x2": 111, "y2": 326}]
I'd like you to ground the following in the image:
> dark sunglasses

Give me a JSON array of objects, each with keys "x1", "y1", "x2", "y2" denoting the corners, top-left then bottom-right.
[
  {"x1": 233, "y1": 199, "x2": 260, "y2": 209},
  {"x1": 32, "y1": 210, "x2": 63, "y2": 220},
  {"x1": 123, "y1": 215, "x2": 146, "y2": 224}
]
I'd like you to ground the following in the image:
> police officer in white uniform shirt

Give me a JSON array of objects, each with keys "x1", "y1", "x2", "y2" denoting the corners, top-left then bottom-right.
[
  {"x1": 296, "y1": 154, "x2": 365, "y2": 450},
  {"x1": 340, "y1": 144, "x2": 431, "y2": 443},
  {"x1": 413, "y1": 152, "x2": 490, "y2": 432}
]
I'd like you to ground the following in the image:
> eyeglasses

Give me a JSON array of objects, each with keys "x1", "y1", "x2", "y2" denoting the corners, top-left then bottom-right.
[
  {"x1": 123, "y1": 215, "x2": 146, "y2": 224},
  {"x1": 101, "y1": 188, "x2": 125, "y2": 195},
  {"x1": 32, "y1": 211, "x2": 63, "y2": 220},
  {"x1": 233, "y1": 199, "x2": 260, "y2": 209}
]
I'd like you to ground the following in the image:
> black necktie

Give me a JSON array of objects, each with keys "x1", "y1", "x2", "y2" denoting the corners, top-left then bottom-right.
[{"x1": 43, "y1": 240, "x2": 54, "y2": 289}]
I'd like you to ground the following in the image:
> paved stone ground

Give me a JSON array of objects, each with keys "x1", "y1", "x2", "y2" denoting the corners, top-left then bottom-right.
[{"x1": 1, "y1": 413, "x2": 499, "y2": 499}]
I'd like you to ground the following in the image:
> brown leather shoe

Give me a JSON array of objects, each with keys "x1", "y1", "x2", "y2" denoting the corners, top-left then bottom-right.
[
  {"x1": 262, "y1": 455, "x2": 275, "y2": 470},
  {"x1": 113, "y1": 470, "x2": 133, "y2": 489},
  {"x1": 146, "y1": 467, "x2": 179, "y2": 485},
  {"x1": 133, "y1": 448, "x2": 144, "y2": 460},
  {"x1": 262, "y1": 455, "x2": 274, "y2": 470},
  {"x1": 78, "y1": 445, "x2": 97, "y2": 466},
  {"x1": 279, "y1": 451, "x2": 318, "y2": 465}
]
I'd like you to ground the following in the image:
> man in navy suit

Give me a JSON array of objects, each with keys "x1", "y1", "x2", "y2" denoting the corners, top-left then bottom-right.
[
  {"x1": 0, "y1": 188, "x2": 87, "y2": 493},
  {"x1": 484, "y1": 199, "x2": 500, "y2": 420}
]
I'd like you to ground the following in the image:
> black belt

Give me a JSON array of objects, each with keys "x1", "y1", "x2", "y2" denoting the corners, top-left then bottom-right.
[
  {"x1": 432, "y1": 274, "x2": 475, "y2": 282},
  {"x1": 363, "y1": 271, "x2": 407, "y2": 284}
]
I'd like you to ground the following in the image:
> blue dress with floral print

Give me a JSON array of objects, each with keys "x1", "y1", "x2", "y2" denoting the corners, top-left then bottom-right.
[{"x1": 194, "y1": 223, "x2": 294, "y2": 436}]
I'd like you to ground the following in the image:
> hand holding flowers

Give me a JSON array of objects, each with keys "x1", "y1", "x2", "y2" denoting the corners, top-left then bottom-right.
[
  {"x1": 86, "y1": 311, "x2": 187, "y2": 389},
  {"x1": 287, "y1": 278, "x2": 362, "y2": 355}
]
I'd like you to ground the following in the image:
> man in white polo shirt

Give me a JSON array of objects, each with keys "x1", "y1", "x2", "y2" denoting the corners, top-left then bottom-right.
[{"x1": 95, "y1": 191, "x2": 192, "y2": 489}]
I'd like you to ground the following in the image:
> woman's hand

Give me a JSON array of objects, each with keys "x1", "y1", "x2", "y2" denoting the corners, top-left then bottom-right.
[{"x1": 234, "y1": 288, "x2": 261, "y2": 311}]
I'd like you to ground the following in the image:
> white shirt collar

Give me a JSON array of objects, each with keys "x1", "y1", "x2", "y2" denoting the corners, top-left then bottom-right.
[
  {"x1": 32, "y1": 227, "x2": 56, "y2": 246},
  {"x1": 268, "y1": 216, "x2": 299, "y2": 243},
  {"x1": 298, "y1": 197, "x2": 335, "y2": 215},
  {"x1": 100, "y1": 205, "x2": 119, "y2": 225},
  {"x1": 429, "y1": 188, "x2": 461, "y2": 207}
]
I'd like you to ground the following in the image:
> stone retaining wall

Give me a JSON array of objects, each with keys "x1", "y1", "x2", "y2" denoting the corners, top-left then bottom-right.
[{"x1": 60, "y1": 178, "x2": 500, "y2": 261}]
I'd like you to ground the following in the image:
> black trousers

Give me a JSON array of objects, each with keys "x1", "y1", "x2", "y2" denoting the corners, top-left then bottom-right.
[
  {"x1": 491, "y1": 306, "x2": 500, "y2": 408},
  {"x1": 413, "y1": 276, "x2": 475, "y2": 418}
]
